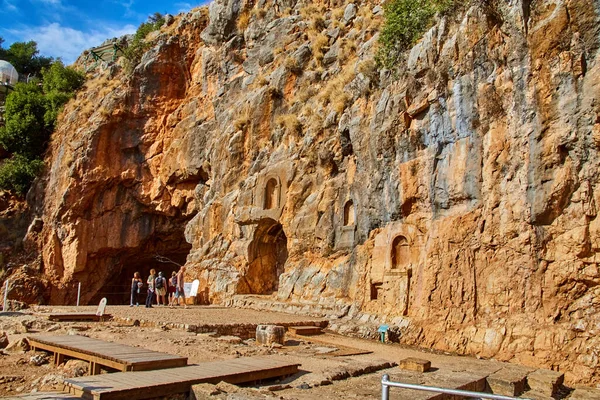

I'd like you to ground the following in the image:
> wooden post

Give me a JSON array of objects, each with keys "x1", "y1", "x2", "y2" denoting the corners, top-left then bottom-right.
[
  {"x1": 90, "y1": 362, "x2": 101, "y2": 375},
  {"x1": 2, "y1": 279, "x2": 9, "y2": 312}
]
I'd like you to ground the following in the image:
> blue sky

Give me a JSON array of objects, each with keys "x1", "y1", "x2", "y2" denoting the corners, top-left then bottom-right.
[{"x1": 0, "y1": 0, "x2": 210, "y2": 64}]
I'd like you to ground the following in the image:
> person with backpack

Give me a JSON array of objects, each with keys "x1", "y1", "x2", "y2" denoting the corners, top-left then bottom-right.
[
  {"x1": 145, "y1": 269, "x2": 156, "y2": 308},
  {"x1": 155, "y1": 271, "x2": 167, "y2": 306}
]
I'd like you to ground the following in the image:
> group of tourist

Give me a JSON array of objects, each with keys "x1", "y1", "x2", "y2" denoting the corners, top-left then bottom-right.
[{"x1": 130, "y1": 266, "x2": 187, "y2": 309}]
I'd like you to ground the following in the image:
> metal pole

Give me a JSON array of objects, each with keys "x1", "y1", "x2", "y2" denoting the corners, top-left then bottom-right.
[
  {"x1": 76, "y1": 282, "x2": 81, "y2": 307},
  {"x1": 382, "y1": 374, "x2": 390, "y2": 400},
  {"x1": 380, "y1": 376, "x2": 527, "y2": 400},
  {"x1": 2, "y1": 280, "x2": 9, "y2": 312}
]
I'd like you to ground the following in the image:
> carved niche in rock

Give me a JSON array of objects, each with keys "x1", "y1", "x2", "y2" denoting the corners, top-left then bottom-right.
[
  {"x1": 264, "y1": 178, "x2": 279, "y2": 210},
  {"x1": 367, "y1": 222, "x2": 425, "y2": 316},
  {"x1": 241, "y1": 218, "x2": 289, "y2": 295},
  {"x1": 335, "y1": 199, "x2": 357, "y2": 250},
  {"x1": 234, "y1": 164, "x2": 292, "y2": 225}
]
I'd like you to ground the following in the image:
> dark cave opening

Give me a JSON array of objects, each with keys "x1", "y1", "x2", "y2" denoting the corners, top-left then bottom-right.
[{"x1": 91, "y1": 233, "x2": 192, "y2": 306}]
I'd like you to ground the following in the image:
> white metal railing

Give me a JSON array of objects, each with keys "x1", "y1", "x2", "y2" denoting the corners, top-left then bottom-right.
[{"x1": 381, "y1": 374, "x2": 530, "y2": 400}]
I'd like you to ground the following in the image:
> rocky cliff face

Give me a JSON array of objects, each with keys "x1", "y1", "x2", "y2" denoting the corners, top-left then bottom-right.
[{"x1": 22, "y1": 0, "x2": 600, "y2": 385}]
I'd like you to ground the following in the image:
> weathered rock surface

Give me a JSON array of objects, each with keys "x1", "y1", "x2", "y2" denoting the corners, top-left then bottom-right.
[{"x1": 7, "y1": 0, "x2": 600, "y2": 386}]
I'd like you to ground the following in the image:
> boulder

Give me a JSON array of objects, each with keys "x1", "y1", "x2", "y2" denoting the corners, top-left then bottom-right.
[{"x1": 0, "y1": 331, "x2": 8, "y2": 348}]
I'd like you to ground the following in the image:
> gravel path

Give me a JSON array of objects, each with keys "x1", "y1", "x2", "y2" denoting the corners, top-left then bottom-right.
[{"x1": 33, "y1": 305, "x2": 325, "y2": 326}]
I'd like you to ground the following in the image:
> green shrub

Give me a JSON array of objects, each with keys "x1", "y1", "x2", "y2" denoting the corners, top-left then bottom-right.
[
  {"x1": 41, "y1": 61, "x2": 85, "y2": 126},
  {"x1": 0, "y1": 60, "x2": 84, "y2": 195},
  {"x1": 123, "y1": 13, "x2": 165, "y2": 72},
  {"x1": 0, "y1": 82, "x2": 48, "y2": 159},
  {"x1": 0, "y1": 155, "x2": 44, "y2": 195},
  {"x1": 376, "y1": 0, "x2": 454, "y2": 69}
]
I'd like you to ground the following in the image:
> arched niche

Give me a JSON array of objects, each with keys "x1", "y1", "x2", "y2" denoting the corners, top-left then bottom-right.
[
  {"x1": 390, "y1": 235, "x2": 410, "y2": 270},
  {"x1": 263, "y1": 178, "x2": 279, "y2": 210},
  {"x1": 245, "y1": 219, "x2": 288, "y2": 294},
  {"x1": 343, "y1": 200, "x2": 355, "y2": 226}
]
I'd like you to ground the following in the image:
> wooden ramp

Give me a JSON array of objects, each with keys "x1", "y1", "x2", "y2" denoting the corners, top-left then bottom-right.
[
  {"x1": 2, "y1": 393, "x2": 81, "y2": 400},
  {"x1": 27, "y1": 335, "x2": 187, "y2": 374},
  {"x1": 47, "y1": 313, "x2": 112, "y2": 322},
  {"x1": 64, "y1": 356, "x2": 300, "y2": 400}
]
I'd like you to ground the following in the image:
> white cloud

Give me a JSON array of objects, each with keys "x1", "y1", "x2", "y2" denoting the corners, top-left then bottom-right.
[
  {"x1": 175, "y1": 2, "x2": 194, "y2": 13},
  {"x1": 0, "y1": 0, "x2": 18, "y2": 13},
  {"x1": 36, "y1": 0, "x2": 62, "y2": 5},
  {"x1": 7, "y1": 22, "x2": 136, "y2": 65}
]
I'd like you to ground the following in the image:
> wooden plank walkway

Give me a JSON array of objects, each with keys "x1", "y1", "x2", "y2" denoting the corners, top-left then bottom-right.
[
  {"x1": 27, "y1": 335, "x2": 187, "y2": 374},
  {"x1": 2, "y1": 393, "x2": 81, "y2": 400},
  {"x1": 64, "y1": 356, "x2": 300, "y2": 400},
  {"x1": 47, "y1": 313, "x2": 112, "y2": 322}
]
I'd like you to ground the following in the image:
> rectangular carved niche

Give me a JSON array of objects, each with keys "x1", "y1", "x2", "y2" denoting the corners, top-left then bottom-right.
[
  {"x1": 370, "y1": 282, "x2": 383, "y2": 300},
  {"x1": 335, "y1": 225, "x2": 356, "y2": 250}
]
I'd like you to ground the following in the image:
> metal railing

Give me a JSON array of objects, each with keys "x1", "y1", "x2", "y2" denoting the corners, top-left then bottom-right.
[{"x1": 381, "y1": 374, "x2": 530, "y2": 400}]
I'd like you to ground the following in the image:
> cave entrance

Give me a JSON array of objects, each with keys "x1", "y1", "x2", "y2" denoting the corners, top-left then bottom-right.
[
  {"x1": 91, "y1": 232, "x2": 192, "y2": 306},
  {"x1": 245, "y1": 219, "x2": 288, "y2": 295}
]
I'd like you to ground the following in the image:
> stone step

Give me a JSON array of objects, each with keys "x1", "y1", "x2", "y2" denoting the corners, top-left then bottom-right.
[
  {"x1": 386, "y1": 367, "x2": 488, "y2": 400},
  {"x1": 486, "y1": 365, "x2": 534, "y2": 396},
  {"x1": 227, "y1": 295, "x2": 349, "y2": 318},
  {"x1": 527, "y1": 369, "x2": 564, "y2": 397},
  {"x1": 520, "y1": 390, "x2": 556, "y2": 400},
  {"x1": 288, "y1": 326, "x2": 323, "y2": 336},
  {"x1": 569, "y1": 387, "x2": 600, "y2": 400},
  {"x1": 399, "y1": 357, "x2": 431, "y2": 373}
]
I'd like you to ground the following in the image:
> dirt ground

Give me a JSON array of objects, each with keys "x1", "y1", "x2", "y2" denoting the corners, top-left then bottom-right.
[{"x1": 1, "y1": 306, "x2": 599, "y2": 399}]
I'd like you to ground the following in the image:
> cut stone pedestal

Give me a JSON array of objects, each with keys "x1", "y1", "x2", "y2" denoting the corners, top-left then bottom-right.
[
  {"x1": 256, "y1": 325, "x2": 285, "y2": 345},
  {"x1": 526, "y1": 369, "x2": 564, "y2": 397},
  {"x1": 486, "y1": 366, "x2": 531, "y2": 396},
  {"x1": 398, "y1": 357, "x2": 431, "y2": 372}
]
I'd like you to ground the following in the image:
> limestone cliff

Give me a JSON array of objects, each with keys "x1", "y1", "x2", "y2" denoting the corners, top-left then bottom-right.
[{"x1": 17, "y1": 0, "x2": 600, "y2": 385}]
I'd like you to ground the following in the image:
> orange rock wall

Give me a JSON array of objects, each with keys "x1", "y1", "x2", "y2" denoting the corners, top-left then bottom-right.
[{"x1": 33, "y1": 0, "x2": 600, "y2": 384}]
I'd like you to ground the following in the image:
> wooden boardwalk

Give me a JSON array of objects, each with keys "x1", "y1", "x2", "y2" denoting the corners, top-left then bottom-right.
[
  {"x1": 64, "y1": 356, "x2": 300, "y2": 400},
  {"x1": 47, "y1": 313, "x2": 112, "y2": 322},
  {"x1": 27, "y1": 335, "x2": 187, "y2": 374},
  {"x1": 2, "y1": 393, "x2": 81, "y2": 400}
]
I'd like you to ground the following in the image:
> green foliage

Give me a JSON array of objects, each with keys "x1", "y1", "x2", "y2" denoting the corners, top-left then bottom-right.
[
  {"x1": 0, "y1": 60, "x2": 84, "y2": 195},
  {"x1": 41, "y1": 61, "x2": 85, "y2": 126},
  {"x1": 0, "y1": 40, "x2": 53, "y2": 77},
  {"x1": 376, "y1": 0, "x2": 454, "y2": 69},
  {"x1": 42, "y1": 61, "x2": 85, "y2": 93},
  {"x1": 123, "y1": 13, "x2": 165, "y2": 72},
  {"x1": 0, "y1": 82, "x2": 48, "y2": 158},
  {"x1": 0, "y1": 155, "x2": 44, "y2": 196}
]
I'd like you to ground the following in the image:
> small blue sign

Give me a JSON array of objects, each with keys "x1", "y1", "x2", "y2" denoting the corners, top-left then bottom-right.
[{"x1": 378, "y1": 324, "x2": 389, "y2": 333}]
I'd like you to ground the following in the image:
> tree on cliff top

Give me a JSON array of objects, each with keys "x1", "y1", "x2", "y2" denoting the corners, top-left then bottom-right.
[
  {"x1": 0, "y1": 38, "x2": 53, "y2": 78},
  {"x1": 0, "y1": 61, "x2": 84, "y2": 195},
  {"x1": 376, "y1": 0, "x2": 455, "y2": 69},
  {"x1": 42, "y1": 61, "x2": 85, "y2": 126}
]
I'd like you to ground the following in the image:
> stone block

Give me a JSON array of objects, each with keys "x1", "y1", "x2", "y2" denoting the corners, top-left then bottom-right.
[
  {"x1": 398, "y1": 357, "x2": 431, "y2": 373},
  {"x1": 487, "y1": 367, "x2": 529, "y2": 396},
  {"x1": 190, "y1": 383, "x2": 222, "y2": 400},
  {"x1": 527, "y1": 369, "x2": 564, "y2": 397},
  {"x1": 288, "y1": 326, "x2": 322, "y2": 336},
  {"x1": 256, "y1": 325, "x2": 285, "y2": 346},
  {"x1": 569, "y1": 387, "x2": 600, "y2": 400}
]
